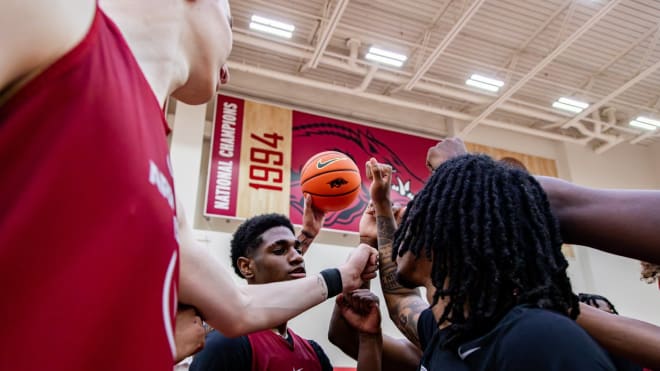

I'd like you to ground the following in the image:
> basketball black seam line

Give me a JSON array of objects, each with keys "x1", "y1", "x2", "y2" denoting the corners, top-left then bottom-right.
[
  {"x1": 303, "y1": 184, "x2": 361, "y2": 198},
  {"x1": 301, "y1": 168, "x2": 359, "y2": 185}
]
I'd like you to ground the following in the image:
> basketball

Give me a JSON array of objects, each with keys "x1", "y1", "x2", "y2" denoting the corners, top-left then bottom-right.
[{"x1": 300, "y1": 151, "x2": 361, "y2": 212}]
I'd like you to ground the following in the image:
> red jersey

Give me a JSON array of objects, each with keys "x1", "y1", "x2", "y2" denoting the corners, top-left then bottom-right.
[
  {"x1": 0, "y1": 7, "x2": 178, "y2": 371},
  {"x1": 248, "y1": 329, "x2": 322, "y2": 371}
]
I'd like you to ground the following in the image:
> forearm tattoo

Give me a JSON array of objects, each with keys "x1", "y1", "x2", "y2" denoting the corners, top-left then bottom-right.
[
  {"x1": 377, "y1": 215, "x2": 425, "y2": 347},
  {"x1": 377, "y1": 216, "x2": 409, "y2": 294}
]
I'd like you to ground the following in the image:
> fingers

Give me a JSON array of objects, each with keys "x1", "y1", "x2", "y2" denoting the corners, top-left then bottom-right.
[
  {"x1": 365, "y1": 158, "x2": 392, "y2": 183},
  {"x1": 344, "y1": 289, "x2": 380, "y2": 314}
]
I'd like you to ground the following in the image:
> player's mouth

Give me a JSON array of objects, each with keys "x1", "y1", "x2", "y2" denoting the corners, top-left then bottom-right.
[{"x1": 289, "y1": 267, "x2": 306, "y2": 279}]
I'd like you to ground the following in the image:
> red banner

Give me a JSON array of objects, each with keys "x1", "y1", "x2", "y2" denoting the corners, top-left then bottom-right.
[
  {"x1": 204, "y1": 95, "x2": 244, "y2": 217},
  {"x1": 288, "y1": 111, "x2": 437, "y2": 232},
  {"x1": 204, "y1": 95, "x2": 438, "y2": 232}
]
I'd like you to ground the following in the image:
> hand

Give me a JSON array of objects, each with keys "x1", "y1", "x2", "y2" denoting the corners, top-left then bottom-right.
[
  {"x1": 174, "y1": 306, "x2": 206, "y2": 363},
  {"x1": 426, "y1": 137, "x2": 467, "y2": 172},
  {"x1": 365, "y1": 158, "x2": 393, "y2": 213},
  {"x1": 336, "y1": 289, "x2": 381, "y2": 335},
  {"x1": 301, "y1": 194, "x2": 325, "y2": 238},
  {"x1": 359, "y1": 201, "x2": 377, "y2": 247},
  {"x1": 340, "y1": 244, "x2": 379, "y2": 291}
]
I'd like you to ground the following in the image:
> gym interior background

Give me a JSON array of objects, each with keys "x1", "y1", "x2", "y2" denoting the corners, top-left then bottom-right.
[{"x1": 166, "y1": 0, "x2": 660, "y2": 368}]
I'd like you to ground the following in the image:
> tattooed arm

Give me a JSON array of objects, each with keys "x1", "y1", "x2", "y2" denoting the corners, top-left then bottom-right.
[
  {"x1": 376, "y1": 213, "x2": 428, "y2": 349},
  {"x1": 366, "y1": 158, "x2": 429, "y2": 349}
]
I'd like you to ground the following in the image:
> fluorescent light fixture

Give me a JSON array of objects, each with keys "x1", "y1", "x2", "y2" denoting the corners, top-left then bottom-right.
[
  {"x1": 635, "y1": 116, "x2": 660, "y2": 127},
  {"x1": 470, "y1": 74, "x2": 504, "y2": 87},
  {"x1": 249, "y1": 15, "x2": 294, "y2": 38},
  {"x1": 365, "y1": 47, "x2": 407, "y2": 67},
  {"x1": 552, "y1": 101, "x2": 584, "y2": 113},
  {"x1": 557, "y1": 97, "x2": 589, "y2": 109},
  {"x1": 465, "y1": 74, "x2": 504, "y2": 92},
  {"x1": 629, "y1": 120, "x2": 658, "y2": 131},
  {"x1": 466, "y1": 79, "x2": 500, "y2": 92},
  {"x1": 552, "y1": 97, "x2": 589, "y2": 113}
]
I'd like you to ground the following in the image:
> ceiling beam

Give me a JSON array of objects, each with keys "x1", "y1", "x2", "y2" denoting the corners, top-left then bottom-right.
[
  {"x1": 403, "y1": 0, "x2": 486, "y2": 91},
  {"x1": 559, "y1": 58, "x2": 660, "y2": 130},
  {"x1": 227, "y1": 61, "x2": 592, "y2": 145},
  {"x1": 505, "y1": 0, "x2": 572, "y2": 84},
  {"x1": 305, "y1": 0, "x2": 350, "y2": 70},
  {"x1": 457, "y1": 0, "x2": 623, "y2": 138},
  {"x1": 232, "y1": 31, "x2": 638, "y2": 137}
]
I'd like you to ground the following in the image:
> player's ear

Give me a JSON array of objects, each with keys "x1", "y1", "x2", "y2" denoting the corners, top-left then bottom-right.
[{"x1": 237, "y1": 257, "x2": 254, "y2": 279}]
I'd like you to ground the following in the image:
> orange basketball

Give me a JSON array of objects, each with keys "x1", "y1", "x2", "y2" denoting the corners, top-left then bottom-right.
[{"x1": 300, "y1": 151, "x2": 361, "y2": 212}]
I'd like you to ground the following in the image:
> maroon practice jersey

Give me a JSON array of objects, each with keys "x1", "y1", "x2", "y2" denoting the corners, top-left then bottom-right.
[
  {"x1": 248, "y1": 329, "x2": 323, "y2": 371},
  {"x1": 0, "y1": 6, "x2": 178, "y2": 370}
]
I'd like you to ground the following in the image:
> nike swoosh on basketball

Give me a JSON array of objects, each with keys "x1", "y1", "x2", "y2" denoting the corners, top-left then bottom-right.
[{"x1": 316, "y1": 157, "x2": 346, "y2": 169}]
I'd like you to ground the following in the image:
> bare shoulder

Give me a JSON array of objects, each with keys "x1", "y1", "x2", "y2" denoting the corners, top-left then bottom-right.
[{"x1": 0, "y1": 0, "x2": 96, "y2": 92}]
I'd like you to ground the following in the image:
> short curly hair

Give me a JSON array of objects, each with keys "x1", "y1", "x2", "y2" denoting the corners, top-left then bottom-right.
[
  {"x1": 640, "y1": 261, "x2": 660, "y2": 284},
  {"x1": 230, "y1": 213, "x2": 295, "y2": 278}
]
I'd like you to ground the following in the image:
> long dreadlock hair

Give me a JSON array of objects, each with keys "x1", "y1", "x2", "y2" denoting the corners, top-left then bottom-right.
[{"x1": 393, "y1": 154, "x2": 578, "y2": 348}]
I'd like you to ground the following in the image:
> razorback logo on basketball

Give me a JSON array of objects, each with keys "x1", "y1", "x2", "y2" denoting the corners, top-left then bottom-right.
[
  {"x1": 327, "y1": 177, "x2": 348, "y2": 189},
  {"x1": 316, "y1": 157, "x2": 346, "y2": 169}
]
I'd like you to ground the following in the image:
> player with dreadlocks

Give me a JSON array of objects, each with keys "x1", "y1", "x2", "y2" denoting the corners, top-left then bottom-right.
[{"x1": 393, "y1": 153, "x2": 615, "y2": 370}]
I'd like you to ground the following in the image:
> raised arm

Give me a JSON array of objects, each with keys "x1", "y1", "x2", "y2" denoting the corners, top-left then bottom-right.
[
  {"x1": 297, "y1": 194, "x2": 326, "y2": 255},
  {"x1": 336, "y1": 290, "x2": 384, "y2": 371},
  {"x1": 536, "y1": 176, "x2": 660, "y2": 264},
  {"x1": 328, "y1": 203, "x2": 421, "y2": 371},
  {"x1": 577, "y1": 303, "x2": 660, "y2": 369},
  {"x1": 176, "y1": 203, "x2": 377, "y2": 338},
  {"x1": 0, "y1": 0, "x2": 95, "y2": 97},
  {"x1": 367, "y1": 158, "x2": 429, "y2": 349}
]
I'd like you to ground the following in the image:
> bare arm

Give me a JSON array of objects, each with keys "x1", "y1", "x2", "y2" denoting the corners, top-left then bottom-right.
[
  {"x1": 366, "y1": 158, "x2": 429, "y2": 349},
  {"x1": 335, "y1": 291, "x2": 384, "y2": 371},
  {"x1": 577, "y1": 303, "x2": 660, "y2": 369},
  {"x1": 328, "y1": 302, "x2": 421, "y2": 371},
  {"x1": 537, "y1": 176, "x2": 660, "y2": 264},
  {"x1": 176, "y1": 204, "x2": 377, "y2": 338},
  {"x1": 0, "y1": 0, "x2": 95, "y2": 97},
  {"x1": 298, "y1": 194, "x2": 326, "y2": 255},
  {"x1": 376, "y1": 213, "x2": 428, "y2": 348}
]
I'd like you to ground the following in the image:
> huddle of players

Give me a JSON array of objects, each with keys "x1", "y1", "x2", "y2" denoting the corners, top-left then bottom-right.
[
  {"x1": 190, "y1": 137, "x2": 660, "y2": 371},
  {"x1": 4, "y1": 1, "x2": 660, "y2": 370}
]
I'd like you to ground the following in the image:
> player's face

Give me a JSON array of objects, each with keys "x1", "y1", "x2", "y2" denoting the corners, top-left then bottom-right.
[
  {"x1": 249, "y1": 226, "x2": 306, "y2": 284},
  {"x1": 395, "y1": 249, "x2": 432, "y2": 289},
  {"x1": 173, "y1": 0, "x2": 232, "y2": 104}
]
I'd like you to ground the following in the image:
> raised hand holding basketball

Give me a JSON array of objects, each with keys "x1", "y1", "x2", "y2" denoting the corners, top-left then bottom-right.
[{"x1": 301, "y1": 194, "x2": 325, "y2": 238}]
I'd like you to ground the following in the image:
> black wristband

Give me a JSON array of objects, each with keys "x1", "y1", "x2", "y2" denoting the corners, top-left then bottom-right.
[{"x1": 320, "y1": 268, "x2": 343, "y2": 298}]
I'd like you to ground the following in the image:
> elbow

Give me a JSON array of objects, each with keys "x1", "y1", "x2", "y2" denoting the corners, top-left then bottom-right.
[{"x1": 205, "y1": 314, "x2": 247, "y2": 339}]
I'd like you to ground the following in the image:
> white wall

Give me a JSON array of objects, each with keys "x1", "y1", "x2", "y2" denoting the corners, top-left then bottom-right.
[{"x1": 168, "y1": 95, "x2": 660, "y2": 369}]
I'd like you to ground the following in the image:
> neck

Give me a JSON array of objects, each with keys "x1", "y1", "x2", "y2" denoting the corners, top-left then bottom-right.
[
  {"x1": 274, "y1": 323, "x2": 288, "y2": 336},
  {"x1": 100, "y1": 0, "x2": 189, "y2": 106}
]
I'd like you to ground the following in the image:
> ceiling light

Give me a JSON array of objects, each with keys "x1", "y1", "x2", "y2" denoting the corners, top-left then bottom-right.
[
  {"x1": 635, "y1": 116, "x2": 660, "y2": 127},
  {"x1": 250, "y1": 15, "x2": 295, "y2": 39},
  {"x1": 365, "y1": 47, "x2": 407, "y2": 68},
  {"x1": 465, "y1": 74, "x2": 504, "y2": 92},
  {"x1": 629, "y1": 120, "x2": 658, "y2": 131},
  {"x1": 552, "y1": 97, "x2": 589, "y2": 113}
]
